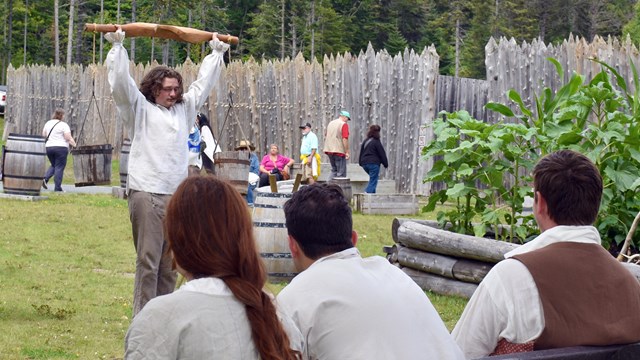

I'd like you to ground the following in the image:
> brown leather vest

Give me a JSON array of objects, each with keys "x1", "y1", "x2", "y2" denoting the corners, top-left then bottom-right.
[{"x1": 513, "y1": 242, "x2": 640, "y2": 350}]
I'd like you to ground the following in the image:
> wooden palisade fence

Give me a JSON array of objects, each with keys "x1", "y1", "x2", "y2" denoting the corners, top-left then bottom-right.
[
  {"x1": 437, "y1": 35, "x2": 640, "y2": 126},
  {"x1": 6, "y1": 35, "x2": 640, "y2": 195},
  {"x1": 4, "y1": 44, "x2": 438, "y2": 195}
]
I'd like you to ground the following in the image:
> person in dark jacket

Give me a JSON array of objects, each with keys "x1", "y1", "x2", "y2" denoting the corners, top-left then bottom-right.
[{"x1": 358, "y1": 125, "x2": 388, "y2": 193}]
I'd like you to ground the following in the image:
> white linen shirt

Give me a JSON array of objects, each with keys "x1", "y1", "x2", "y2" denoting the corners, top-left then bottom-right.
[
  {"x1": 106, "y1": 37, "x2": 227, "y2": 194},
  {"x1": 451, "y1": 225, "x2": 602, "y2": 359},
  {"x1": 125, "y1": 277, "x2": 304, "y2": 359},
  {"x1": 277, "y1": 247, "x2": 465, "y2": 360}
]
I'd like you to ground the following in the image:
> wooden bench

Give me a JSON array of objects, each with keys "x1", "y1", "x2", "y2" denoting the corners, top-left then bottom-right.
[
  {"x1": 354, "y1": 193, "x2": 419, "y2": 215},
  {"x1": 291, "y1": 162, "x2": 395, "y2": 194},
  {"x1": 478, "y1": 342, "x2": 640, "y2": 360}
]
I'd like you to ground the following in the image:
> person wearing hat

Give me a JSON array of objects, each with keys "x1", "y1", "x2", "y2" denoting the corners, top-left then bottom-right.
[
  {"x1": 323, "y1": 110, "x2": 351, "y2": 180},
  {"x1": 299, "y1": 122, "x2": 320, "y2": 184},
  {"x1": 235, "y1": 140, "x2": 259, "y2": 205}
]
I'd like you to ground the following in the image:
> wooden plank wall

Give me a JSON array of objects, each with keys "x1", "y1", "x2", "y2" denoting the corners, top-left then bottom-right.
[
  {"x1": 435, "y1": 75, "x2": 489, "y2": 122},
  {"x1": 4, "y1": 44, "x2": 439, "y2": 195},
  {"x1": 485, "y1": 35, "x2": 640, "y2": 117}
]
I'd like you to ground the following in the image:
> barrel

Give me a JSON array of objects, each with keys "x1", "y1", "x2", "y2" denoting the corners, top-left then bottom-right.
[
  {"x1": 253, "y1": 183, "x2": 298, "y2": 283},
  {"x1": 71, "y1": 144, "x2": 113, "y2": 187},
  {"x1": 214, "y1": 151, "x2": 250, "y2": 195},
  {"x1": 2, "y1": 133, "x2": 47, "y2": 196},
  {"x1": 329, "y1": 177, "x2": 352, "y2": 203},
  {"x1": 119, "y1": 138, "x2": 131, "y2": 188}
]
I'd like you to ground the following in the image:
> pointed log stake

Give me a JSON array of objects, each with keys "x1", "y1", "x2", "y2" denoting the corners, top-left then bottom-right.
[
  {"x1": 292, "y1": 173, "x2": 303, "y2": 192},
  {"x1": 269, "y1": 174, "x2": 278, "y2": 193},
  {"x1": 84, "y1": 22, "x2": 239, "y2": 45}
]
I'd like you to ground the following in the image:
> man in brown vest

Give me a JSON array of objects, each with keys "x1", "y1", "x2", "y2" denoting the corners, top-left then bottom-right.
[
  {"x1": 452, "y1": 149, "x2": 640, "y2": 359},
  {"x1": 323, "y1": 110, "x2": 350, "y2": 179}
]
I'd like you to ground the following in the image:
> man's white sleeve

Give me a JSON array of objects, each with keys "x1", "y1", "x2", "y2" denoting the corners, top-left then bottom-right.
[
  {"x1": 105, "y1": 41, "x2": 142, "y2": 133},
  {"x1": 182, "y1": 39, "x2": 230, "y2": 127},
  {"x1": 451, "y1": 259, "x2": 544, "y2": 359}
]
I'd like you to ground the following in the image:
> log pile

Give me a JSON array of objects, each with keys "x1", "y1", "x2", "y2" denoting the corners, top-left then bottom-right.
[
  {"x1": 387, "y1": 218, "x2": 640, "y2": 299},
  {"x1": 387, "y1": 219, "x2": 518, "y2": 298}
]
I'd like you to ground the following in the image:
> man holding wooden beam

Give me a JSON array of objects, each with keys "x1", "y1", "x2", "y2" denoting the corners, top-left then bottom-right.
[
  {"x1": 105, "y1": 27, "x2": 229, "y2": 316},
  {"x1": 452, "y1": 150, "x2": 640, "y2": 358}
]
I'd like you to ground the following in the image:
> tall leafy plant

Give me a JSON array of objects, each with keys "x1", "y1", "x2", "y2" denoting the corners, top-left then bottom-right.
[
  {"x1": 422, "y1": 111, "x2": 537, "y2": 241},
  {"x1": 425, "y1": 57, "x2": 640, "y2": 248}
]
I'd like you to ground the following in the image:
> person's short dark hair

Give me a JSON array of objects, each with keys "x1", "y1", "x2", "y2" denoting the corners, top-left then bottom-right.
[
  {"x1": 367, "y1": 124, "x2": 381, "y2": 139},
  {"x1": 284, "y1": 183, "x2": 353, "y2": 259},
  {"x1": 533, "y1": 149, "x2": 602, "y2": 225},
  {"x1": 139, "y1": 66, "x2": 184, "y2": 104}
]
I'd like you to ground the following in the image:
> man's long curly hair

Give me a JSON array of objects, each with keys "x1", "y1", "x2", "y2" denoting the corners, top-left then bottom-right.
[{"x1": 139, "y1": 66, "x2": 184, "y2": 104}]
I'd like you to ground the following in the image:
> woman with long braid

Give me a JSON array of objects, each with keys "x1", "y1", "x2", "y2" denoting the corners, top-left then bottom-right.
[{"x1": 124, "y1": 176, "x2": 303, "y2": 359}]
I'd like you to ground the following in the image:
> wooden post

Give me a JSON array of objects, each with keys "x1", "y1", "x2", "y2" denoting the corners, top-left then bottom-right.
[
  {"x1": 269, "y1": 174, "x2": 278, "y2": 193},
  {"x1": 292, "y1": 173, "x2": 303, "y2": 192}
]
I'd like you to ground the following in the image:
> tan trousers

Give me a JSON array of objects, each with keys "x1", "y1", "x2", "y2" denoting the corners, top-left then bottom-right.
[{"x1": 128, "y1": 190, "x2": 177, "y2": 316}]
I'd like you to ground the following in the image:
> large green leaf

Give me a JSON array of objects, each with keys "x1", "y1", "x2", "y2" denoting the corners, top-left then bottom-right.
[
  {"x1": 446, "y1": 183, "x2": 469, "y2": 197},
  {"x1": 485, "y1": 102, "x2": 515, "y2": 117},
  {"x1": 548, "y1": 57, "x2": 564, "y2": 79},
  {"x1": 457, "y1": 164, "x2": 474, "y2": 177},
  {"x1": 603, "y1": 166, "x2": 638, "y2": 192},
  {"x1": 508, "y1": 89, "x2": 533, "y2": 117},
  {"x1": 443, "y1": 151, "x2": 465, "y2": 164},
  {"x1": 557, "y1": 131, "x2": 583, "y2": 146},
  {"x1": 423, "y1": 191, "x2": 446, "y2": 213}
]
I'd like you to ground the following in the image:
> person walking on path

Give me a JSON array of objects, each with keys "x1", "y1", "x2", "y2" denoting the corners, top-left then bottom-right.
[
  {"x1": 323, "y1": 110, "x2": 350, "y2": 180},
  {"x1": 358, "y1": 125, "x2": 388, "y2": 193},
  {"x1": 42, "y1": 108, "x2": 76, "y2": 192},
  {"x1": 299, "y1": 122, "x2": 320, "y2": 184},
  {"x1": 105, "y1": 27, "x2": 229, "y2": 316}
]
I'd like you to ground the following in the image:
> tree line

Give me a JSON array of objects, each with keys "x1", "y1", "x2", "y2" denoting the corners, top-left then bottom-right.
[{"x1": 1, "y1": 0, "x2": 639, "y2": 85}]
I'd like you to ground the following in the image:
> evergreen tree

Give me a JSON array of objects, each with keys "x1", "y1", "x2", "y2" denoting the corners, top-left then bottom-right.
[
  {"x1": 385, "y1": 26, "x2": 409, "y2": 56},
  {"x1": 244, "y1": 1, "x2": 281, "y2": 59}
]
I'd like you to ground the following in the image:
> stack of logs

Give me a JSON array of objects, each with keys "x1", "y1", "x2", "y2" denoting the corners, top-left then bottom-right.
[{"x1": 387, "y1": 218, "x2": 640, "y2": 299}]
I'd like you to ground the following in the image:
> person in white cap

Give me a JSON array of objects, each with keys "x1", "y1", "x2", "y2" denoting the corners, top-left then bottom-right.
[{"x1": 323, "y1": 110, "x2": 350, "y2": 179}]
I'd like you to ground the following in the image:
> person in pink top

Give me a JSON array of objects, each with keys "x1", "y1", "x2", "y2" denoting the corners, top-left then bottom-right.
[{"x1": 258, "y1": 143, "x2": 294, "y2": 187}]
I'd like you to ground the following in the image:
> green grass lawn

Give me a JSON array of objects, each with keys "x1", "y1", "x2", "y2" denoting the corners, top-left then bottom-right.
[
  {"x1": 1, "y1": 116, "x2": 467, "y2": 358},
  {"x1": 0, "y1": 193, "x2": 467, "y2": 359}
]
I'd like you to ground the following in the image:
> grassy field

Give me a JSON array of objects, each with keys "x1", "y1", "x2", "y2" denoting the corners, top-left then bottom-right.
[
  {"x1": 0, "y1": 192, "x2": 467, "y2": 359},
  {"x1": 1, "y1": 116, "x2": 467, "y2": 358}
]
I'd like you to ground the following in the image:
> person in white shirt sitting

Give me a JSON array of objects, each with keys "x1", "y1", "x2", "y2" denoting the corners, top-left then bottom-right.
[
  {"x1": 125, "y1": 176, "x2": 303, "y2": 359},
  {"x1": 452, "y1": 150, "x2": 640, "y2": 358},
  {"x1": 277, "y1": 183, "x2": 465, "y2": 360}
]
